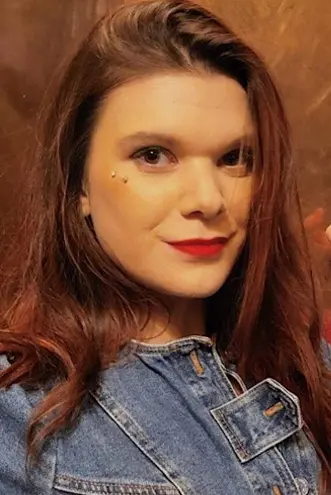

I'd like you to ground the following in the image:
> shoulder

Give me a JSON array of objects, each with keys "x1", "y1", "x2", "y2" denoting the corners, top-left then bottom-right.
[
  {"x1": 0, "y1": 354, "x2": 50, "y2": 494},
  {"x1": 0, "y1": 353, "x2": 33, "y2": 426},
  {"x1": 0, "y1": 355, "x2": 32, "y2": 492}
]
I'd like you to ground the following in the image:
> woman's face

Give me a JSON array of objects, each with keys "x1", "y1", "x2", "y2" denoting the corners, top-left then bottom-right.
[{"x1": 81, "y1": 72, "x2": 253, "y2": 298}]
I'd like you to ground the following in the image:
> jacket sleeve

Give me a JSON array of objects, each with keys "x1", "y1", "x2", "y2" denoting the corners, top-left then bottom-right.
[{"x1": 0, "y1": 355, "x2": 53, "y2": 494}]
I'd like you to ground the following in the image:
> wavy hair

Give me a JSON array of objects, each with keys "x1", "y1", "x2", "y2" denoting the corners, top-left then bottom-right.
[{"x1": 1, "y1": 0, "x2": 330, "y2": 489}]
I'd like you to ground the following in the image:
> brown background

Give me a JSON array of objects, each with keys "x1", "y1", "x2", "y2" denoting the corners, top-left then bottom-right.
[{"x1": 0, "y1": 0, "x2": 330, "y2": 296}]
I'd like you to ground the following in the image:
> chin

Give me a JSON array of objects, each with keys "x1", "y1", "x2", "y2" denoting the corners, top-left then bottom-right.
[
  {"x1": 161, "y1": 279, "x2": 226, "y2": 299},
  {"x1": 132, "y1": 265, "x2": 232, "y2": 300},
  {"x1": 181, "y1": 287, "x2": 222, "y2": 299}
]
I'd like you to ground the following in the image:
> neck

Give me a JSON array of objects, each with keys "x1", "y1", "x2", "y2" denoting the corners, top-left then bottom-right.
[{"x1": 139, "y1": 297, "x2": 206, "y2": 345}]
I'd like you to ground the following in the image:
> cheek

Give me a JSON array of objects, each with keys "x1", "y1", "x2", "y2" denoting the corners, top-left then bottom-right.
[
  {"x1": 223, "y1": 177, "x2": 252, "y2": 227},
  {"x1": 87, "y1": 175, "x2": 175, "y2": 243}
]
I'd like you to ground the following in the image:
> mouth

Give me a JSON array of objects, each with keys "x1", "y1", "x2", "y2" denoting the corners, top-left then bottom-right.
[{"x1": 166, "y1": 237, "x2": 228, "y2": 257}]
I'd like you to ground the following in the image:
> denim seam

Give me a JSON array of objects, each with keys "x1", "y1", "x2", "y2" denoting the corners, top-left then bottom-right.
[
  {"x1": 239, "y1": 446, "x2": 302, "y2": 495},
  {"x1": 211, "y1": 409, "x2": 250, "y2": 460},
  {"x1": 129, "y1": 337, "x2": 213, "y2": 356},
  {"x1": 90, "y1": 388, "x2": 191, "y2": 495},
  {"x1": 212, "y1": 404, "x2": 302, "y2": 462},
  {"x1": 269, "y1": 447, "x2": 302, "y2": 495},
  {"x1": 211, "y1": 379, "x2": 301, "y2": 428},
  {"x1": 207, "y1": 347, "x2": 239, "y2": 403},
  {"x1": 217, "y1": 391, "x2": 299, "y2": 427},
  {"x1": 54, "y1": 474, "x2": 179, "y2": 494}
]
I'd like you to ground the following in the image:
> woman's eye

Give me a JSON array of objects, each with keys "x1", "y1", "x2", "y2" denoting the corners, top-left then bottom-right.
[
  {"x1": 220, "y1": 147, "x2": 254, "y2": 174},
  {"x1": 131, "y1": 146, "x2": 174, "y2": 168}
]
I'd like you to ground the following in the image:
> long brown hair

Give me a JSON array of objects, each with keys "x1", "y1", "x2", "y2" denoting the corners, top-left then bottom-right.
[{"x1": 1, "y1": 0, "x2": 330, "y2": 488}]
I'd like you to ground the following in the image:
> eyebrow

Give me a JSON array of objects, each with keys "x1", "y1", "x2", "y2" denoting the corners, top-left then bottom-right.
[
  {"x1": 117, "y1": 131, "x2": 254, "y2": 151},
  {"x1": 118, "y1": 132, "x2": 180, "y2": 149}
]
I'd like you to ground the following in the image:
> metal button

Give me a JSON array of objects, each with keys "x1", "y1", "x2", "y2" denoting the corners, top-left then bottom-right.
[{"x1": 295, "y1": 478, "x2": 309, "y2": 495}]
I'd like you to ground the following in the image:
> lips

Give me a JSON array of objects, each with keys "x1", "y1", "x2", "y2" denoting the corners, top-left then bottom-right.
[{"x1": 166, "y1": 237, "x2": 228, "y2": 257}]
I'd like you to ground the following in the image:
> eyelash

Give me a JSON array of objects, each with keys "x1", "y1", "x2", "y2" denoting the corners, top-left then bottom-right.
[
  {"x1": 131, "y1": 146, "x2": 175, "y2": 168},
  {"x1": 221, "y1": 147, "x2": 254, "y2": 169},
  {"x1": 131, "y1": 145, "x2": 254, "y2": 172}
]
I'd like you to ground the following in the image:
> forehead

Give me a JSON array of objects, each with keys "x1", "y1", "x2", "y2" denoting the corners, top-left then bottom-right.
[{"x1": 93, "y1": 72, "x2": 254, "y2": 149}]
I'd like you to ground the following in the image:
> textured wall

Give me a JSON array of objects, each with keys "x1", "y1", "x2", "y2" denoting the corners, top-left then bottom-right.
[
  {"x1": 214, "y1": 0, "x2": 331, "y2": 216},
  {"x1": 0, "y1": 0, "x2": 330, "y2": 293}
]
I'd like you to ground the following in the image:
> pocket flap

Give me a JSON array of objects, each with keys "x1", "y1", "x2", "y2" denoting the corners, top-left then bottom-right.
[{"x1": 211, "y1": 378, "x2": 303, "y2": 462}]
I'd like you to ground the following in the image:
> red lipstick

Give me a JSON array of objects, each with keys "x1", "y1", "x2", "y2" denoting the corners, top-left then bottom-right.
[{"x1": 167, "y1": 237, "x2": 228, "y2": 257}]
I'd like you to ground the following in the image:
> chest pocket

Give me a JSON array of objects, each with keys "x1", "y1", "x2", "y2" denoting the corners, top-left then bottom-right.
[
  {"x1": 210, "y1": 378, "x2": 312, "y2": 494},
  {"x1": 211, "y1": 378, "x2": 302, "y2": 462},
  {"x1": 54, "y1": 474, "x2": 179, "y2": 495}
]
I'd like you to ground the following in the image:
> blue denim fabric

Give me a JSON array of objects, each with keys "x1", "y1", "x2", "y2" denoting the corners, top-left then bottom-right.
[{"x1": 0, "y1": 336, "x2": 330, "y2": 494}]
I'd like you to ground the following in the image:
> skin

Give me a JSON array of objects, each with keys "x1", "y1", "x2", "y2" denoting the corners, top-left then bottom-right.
[
  {"x1": 326, "y1": 225, "x2": 331, "y2": 243},
  {"x1": 81, "y1": 72, "x2": 255, "y2": 342},
  {"x1": 304, "y1": 208, "x2": 331, "y2": 255}
]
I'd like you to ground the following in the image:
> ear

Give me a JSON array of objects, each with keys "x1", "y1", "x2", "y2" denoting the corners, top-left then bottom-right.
[{"x1": 80, "y1": 190, "x2": 91, "y2": 217}]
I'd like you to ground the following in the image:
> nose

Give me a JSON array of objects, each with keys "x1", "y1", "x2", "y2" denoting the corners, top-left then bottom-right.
[{"x1": 179, "y1": 161, "x2": 225, "y2": 220}]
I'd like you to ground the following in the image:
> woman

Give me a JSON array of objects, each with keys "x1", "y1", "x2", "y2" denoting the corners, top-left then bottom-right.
[{"x1": 0, "y1": 0, "x2": 331, "y2": 493}]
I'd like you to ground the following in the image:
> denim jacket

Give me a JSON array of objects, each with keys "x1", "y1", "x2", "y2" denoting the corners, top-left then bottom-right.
[{"x1": 1, "y1": 336, "x2": 330, "y2": 495}]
